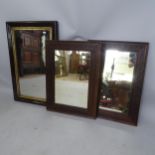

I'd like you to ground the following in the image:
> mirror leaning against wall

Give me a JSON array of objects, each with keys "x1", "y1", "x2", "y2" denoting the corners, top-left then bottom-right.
[
  {"x1": 98, "y1": 41, "x2": 149, "y2": 125},
  {"x1": 46, "y1": 41, "x2": 101, "y2": 117},
  {"x1": 6, "y1": 21, "x2": 58, "y2": 105}
]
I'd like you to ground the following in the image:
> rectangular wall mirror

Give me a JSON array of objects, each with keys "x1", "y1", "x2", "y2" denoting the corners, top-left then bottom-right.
[
  {"x1": 46, "y1": 41, "x2": 101, "y2": 117},
  {"x1": 6, "y1": 21, "x2": 58, "y2": 105},
  {"x1": 97, "y1": 41, "x2": 149, "y2": 125}
]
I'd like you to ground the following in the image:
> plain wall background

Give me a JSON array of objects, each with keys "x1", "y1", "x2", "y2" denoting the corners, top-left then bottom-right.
[
  {"x1": 0, "y1": 1, "x2": 155, "y2": 154},
  {"x1": 1, "y1": 0, "x2": 155, "y2": 120}
]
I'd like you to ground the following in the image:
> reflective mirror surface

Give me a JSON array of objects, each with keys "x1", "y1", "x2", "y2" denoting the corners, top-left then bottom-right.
[
  {"x1": 99, "y1": 49, "x2": 136, "y2": 114},
  {"x1": 12, "y1": 28, "x2": 52, "y2": 100},
  {"x1": 54, "y1": 50, "x2": 90, "y2": 108}
]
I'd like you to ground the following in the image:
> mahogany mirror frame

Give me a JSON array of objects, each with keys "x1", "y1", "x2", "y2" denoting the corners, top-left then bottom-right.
[
  {"x1": 6, "y1": 21, "x2": 59, "y2": 105},
  {"x1": 46, "y1": 41, "x2": 101, "y2": 118},
  {"x1": 95, "y1": 41, "x2": 149, "y2": 125}
]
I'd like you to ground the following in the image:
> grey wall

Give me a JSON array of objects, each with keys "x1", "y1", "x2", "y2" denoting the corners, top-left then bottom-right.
[{"x1": 0, "y1": 0, "x2": 155, "y2": 124}]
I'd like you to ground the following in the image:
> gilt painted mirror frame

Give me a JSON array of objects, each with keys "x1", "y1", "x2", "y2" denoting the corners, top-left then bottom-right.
[
  {"x1": 46, "y1": 41, "x2": 101, "y2": 118},
  {"x1": 96, "y1": 41, "x2": 149, "y2": 125},
  {"x1": 6, "y1": 21, "x2": 59, "y2": 105}
]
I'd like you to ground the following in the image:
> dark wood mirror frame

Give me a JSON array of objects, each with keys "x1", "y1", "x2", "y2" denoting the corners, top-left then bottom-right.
[
  {"x1": 6, "y1": 21, "x2": 59, "y2": 105},
  {"x1": 46, "y1": 41, "x2": 101, "y2": 118},
  {"x1": 95, "y1": 41, "x2": 149, "y2": 125}
]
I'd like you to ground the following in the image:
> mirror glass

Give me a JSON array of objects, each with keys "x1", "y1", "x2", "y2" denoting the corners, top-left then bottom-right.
[
  {"x1": 99, "y1": 49, "x2": 136, "y2": 114},
  {"x1": 13, "y1": 29, "x2": 51, "y2": 100},
  {"x1": 54, "y1": 50, "x2": 91, "y2": 108}
]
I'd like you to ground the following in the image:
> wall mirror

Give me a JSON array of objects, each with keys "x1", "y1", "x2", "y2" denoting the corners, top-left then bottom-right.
[
  {"x1": 46, "y1": 41, "x2": 101, "y2": 117},
  {"x1": 97, "y1": 41, "x2": 149, "y2": 125},
  {"x1": 6, "y1": 21, "x2": 58, "y2": 105}
]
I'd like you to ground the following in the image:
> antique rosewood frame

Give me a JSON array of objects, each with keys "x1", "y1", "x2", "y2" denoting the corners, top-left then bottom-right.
[
  {"x1": 46, "y1": 41, "x2": 101, "y2": 117},
  {"x1": 97, "y1": 41, "x2": 149, "y2": 125},
  {"x1": 6, "y1": 21, "x2": 59, "y2": 105}
]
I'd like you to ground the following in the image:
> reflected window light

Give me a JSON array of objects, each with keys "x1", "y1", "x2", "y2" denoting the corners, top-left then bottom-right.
[
  {"x1": 82, "y1": 55, "x2": 86, "y2": 60},
  {"x1": 42, "y1": 31, "x2": 46, "y2": 35},
  {"x1": 55, "y1": 50, "x2": 61, "y2": 56},
  {"x1": 103, "y1": 49, "x2": 134, "y2": 82},
  {"x1": 55, "y1": 56, "x2": 58, "y2": 61},
  {"x1": 67, "y1": 50, "x2": 72, "y2": 55},
  {"x1": 112, "y1": 74, "x2": 133, "y2": 82},
  {"x1": 79, "y1": 51, "x2": 88, "y2": 55}
]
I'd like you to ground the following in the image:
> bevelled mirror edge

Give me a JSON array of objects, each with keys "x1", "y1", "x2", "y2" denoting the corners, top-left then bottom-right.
[
  {"x1": 46, "y1": 40, "x2": 102, "y2": 118},
  {"x1": 6, "y1": 21, "x2": 59, "y2": 105},
  {"x1": 90, "y1": 40, "x2": 149, "y2": 125}
]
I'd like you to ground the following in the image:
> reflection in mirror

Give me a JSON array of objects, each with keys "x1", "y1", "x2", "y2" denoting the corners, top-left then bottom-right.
[
  {"x1": 99, "y1": 49, "x2": 136, "y2": 114},
  {"x1": 14, "y1": 30, "x2": 50, "y2": 99},
  {"x1": 54, "y1": 50, "x2": 91, "y2": 108}
]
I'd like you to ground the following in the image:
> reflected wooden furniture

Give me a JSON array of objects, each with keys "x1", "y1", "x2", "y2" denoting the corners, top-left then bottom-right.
[
  {"x1": 78, "y1": 64, "x2": 89, "y2": 80},
  {"x1": 70, "y1": 51, "x2": 80, "y2": 73},
  {"x1": 99, "y1": 81, "x2": 131, "y2": 112},
  {"x1": 16, "y1": 31, "x2": 43, "y2": 76},
  {"x1": 6, "y1": 21, "x2": 59, "y2": 105}
]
